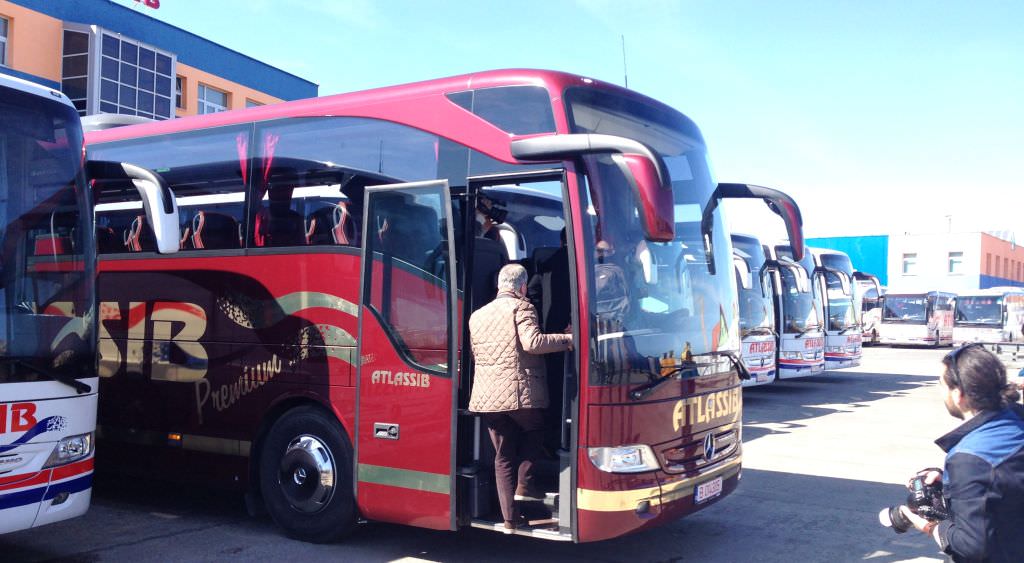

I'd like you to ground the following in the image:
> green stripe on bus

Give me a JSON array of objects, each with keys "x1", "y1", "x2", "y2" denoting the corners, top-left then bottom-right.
[{"x1": 357, "y1": 464, "x2": 450, "y2": 495}]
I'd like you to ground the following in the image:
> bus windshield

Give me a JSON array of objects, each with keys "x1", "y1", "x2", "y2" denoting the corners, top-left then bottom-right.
[
  {"x1": 955, "y1": 296, "x2": 1002, "y2": 326},
  {"x1": 731, "y1": 238, "x2": 773, "y2": 335},
  {"x1": 776, "y1": 246, "x2": 821, "y2": 334},
  {"x1": 0, "y1": 86, "x2": 94, "y2": 384},
  {"x1": 883, "y1": 295, "x2": 927, "y2": 323},
  {"x1": 567, "y1": 88, "x2": 738, "y2": 385}
]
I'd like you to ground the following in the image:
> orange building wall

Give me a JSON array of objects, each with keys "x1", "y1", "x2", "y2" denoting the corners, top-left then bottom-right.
[
  {"x1": 175, "y1": 62, "x2": 284, "y2": 117},
  {"x1": 0, "y1": 0, "x2": 63, "y2": 82},
  {"x1": 980, "y1": 233, "x2": 1024, "y2": 282}
]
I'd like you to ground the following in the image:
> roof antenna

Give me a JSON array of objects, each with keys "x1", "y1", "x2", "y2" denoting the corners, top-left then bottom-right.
[{"x1": 621, "y1": 35, "x2": 629, "y2": 88}]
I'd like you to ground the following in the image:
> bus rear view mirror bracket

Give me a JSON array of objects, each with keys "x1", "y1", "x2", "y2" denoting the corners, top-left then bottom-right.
[
  {"x1": 732, "y1": 253, "x2": 753, "y2": 290},
  {"x1": 701, "y1": 183, "x2": 804, "y2": 274},
  {"x1": 815, "y1": 265, "x2": 851, "y2": 296},
  {"x1": 88, "y1": 161, "x2": 180, "y2": 254},
  {"x1": 766, "y1": 257, "x2": 810, "y2": 293},
  {"x1": 510, "y1": 133, "x2": 674, "y2": 242}
]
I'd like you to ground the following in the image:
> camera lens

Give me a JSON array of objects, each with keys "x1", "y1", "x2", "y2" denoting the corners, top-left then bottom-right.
[{"x1": 878, "y1": 506, "x2": 913, "y2": 534}]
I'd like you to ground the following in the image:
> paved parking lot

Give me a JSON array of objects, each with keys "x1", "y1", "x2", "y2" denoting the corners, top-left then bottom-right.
[{"x1": 3, "y1": 347, "x2": 959, "y2": 562}]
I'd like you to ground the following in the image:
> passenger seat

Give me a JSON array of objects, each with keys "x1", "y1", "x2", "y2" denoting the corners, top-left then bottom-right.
[{"x1": 191, "y1": 211, "x2": 241, "y2": 250}]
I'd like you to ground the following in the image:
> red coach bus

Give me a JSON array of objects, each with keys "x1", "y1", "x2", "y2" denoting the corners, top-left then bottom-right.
[{"x1": 86, "y1": 69, "x2": 802, "y2": 543}]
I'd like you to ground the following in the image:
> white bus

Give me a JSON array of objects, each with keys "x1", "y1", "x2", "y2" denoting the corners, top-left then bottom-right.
[
  {"x1": 765, "y1": 243, "x2": 825, "y2": 378},
  {"x1": 809, "y1": 248, "x2": 881, "y2": 369},
  {"x1": 879, "y1": 291, "x2": 956, "y2": 346},
  {"x1": 0, "y1": 73, "x2": 177, "y2": 534},
  {"x1": 953, "y1": 287, "x2": 1024, "y2": 345},
  {"x1": 732, "y1": 234, "x2": 777, "y2": 386}
]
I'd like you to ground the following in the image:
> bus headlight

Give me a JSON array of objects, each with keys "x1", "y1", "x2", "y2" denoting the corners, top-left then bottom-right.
[
  {"x1": 43, "y1": 432, "x2": 93, "y2": 468},
  {"x1": 780, "y1": 351, "x2": 802, "y2": 360},
  {"x1": 588, "y1": 445, "x2": 660, "y2": 473}
]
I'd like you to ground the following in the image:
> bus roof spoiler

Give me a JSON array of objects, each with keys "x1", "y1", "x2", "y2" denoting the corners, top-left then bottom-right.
[{"x1": 510, "y1": 134, "x2": 674, "y2": 242}]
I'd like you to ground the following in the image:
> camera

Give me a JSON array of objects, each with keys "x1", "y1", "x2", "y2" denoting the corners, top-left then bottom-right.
[
  {"x1": 476, "y1": 196, "x2": 508, "y2": 225},
  {"x1": 878, "y1": 470, "x2": 949, "y2": 533}
]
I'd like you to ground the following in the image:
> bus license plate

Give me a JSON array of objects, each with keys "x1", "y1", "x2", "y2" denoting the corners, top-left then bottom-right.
[{"x1": 694, "y1": 477, "x2": 723, "y2": 504}]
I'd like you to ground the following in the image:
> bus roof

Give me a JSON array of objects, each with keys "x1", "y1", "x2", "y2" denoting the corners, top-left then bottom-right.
[
  {"x1": 0, "y1": 72, "x2": 75, "y2": 110},
  {"x1": 84, "y1": 69, "x2": 683, "y2": 164},
  {"x1": 956, "y1": 287, "x2": 1024, "y2": 298}
]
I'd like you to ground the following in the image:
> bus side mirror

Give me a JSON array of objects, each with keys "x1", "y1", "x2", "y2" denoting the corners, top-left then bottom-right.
[
  {"x1": 510, "y1": 133, "x2": 674, "y2": 242},
  {"x1": 733, "y1": 254, "x2": 752, "y2": 290},
  {"x1": 88, "y1": 161, "x2": 180, "y2": 254}
]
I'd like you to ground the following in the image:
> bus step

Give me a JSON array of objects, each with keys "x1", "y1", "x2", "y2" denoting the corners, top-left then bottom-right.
[
  {"x1": 516, "y1": 491, "x2": 558, "y2": 509},
  {"x1": 469, "y1": 518, "x2": 571, "y2": 541}
]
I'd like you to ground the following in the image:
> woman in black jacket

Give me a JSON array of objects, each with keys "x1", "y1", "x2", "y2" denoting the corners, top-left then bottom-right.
[{"x1": 900, "y1": 344, "x2": 1024, "y2": 562}]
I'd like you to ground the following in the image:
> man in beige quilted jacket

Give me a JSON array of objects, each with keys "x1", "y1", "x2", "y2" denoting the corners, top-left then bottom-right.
[{"x1": 469, "y1": 263, "x2": 573, "y2": 532}]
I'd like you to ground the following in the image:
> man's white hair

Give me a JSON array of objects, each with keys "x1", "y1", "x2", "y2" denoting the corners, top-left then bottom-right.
[{"x1": 497, "y1": 263, "x2": 528, "y2": 293}]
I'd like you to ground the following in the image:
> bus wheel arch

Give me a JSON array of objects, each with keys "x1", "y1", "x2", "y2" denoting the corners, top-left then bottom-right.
[{"x1": 257, "y1": 403, "x2": 357, "y2": 542}]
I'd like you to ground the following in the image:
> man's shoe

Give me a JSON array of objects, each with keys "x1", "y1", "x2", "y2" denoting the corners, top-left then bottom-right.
[{"x1": 514, "y1": 489, "x2": 546, "y2": 502}]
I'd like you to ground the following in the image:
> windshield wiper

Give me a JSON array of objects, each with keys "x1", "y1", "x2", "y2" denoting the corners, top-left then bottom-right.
[
  {"x1": 745, "y1": 326, "x2": 778, "y2": 338},
  {"x1": 796, "y1": 324, "x2": 822, "y2": 337},
  {"x1": 629, "y1": 361, "x2": 701, "y2": 401},
  {"x1": 0, "y1": 358, "x2": 92, "y2": 394},
  {"x1": 704, "y1": 350, "x2": 752, "y2": 381},
  {"x1": 838, "y1": 326, "x2": 859, "y2": 335}
]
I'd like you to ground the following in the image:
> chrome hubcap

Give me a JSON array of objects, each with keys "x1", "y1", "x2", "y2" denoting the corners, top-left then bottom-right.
[{"x1": 278, "y1": 435, "x2": 335, "y2": 514}]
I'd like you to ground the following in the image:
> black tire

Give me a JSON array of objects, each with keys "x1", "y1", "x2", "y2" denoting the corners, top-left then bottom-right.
[{"x1": 259, "y1": 405, "x2": 356, "y2": 543}]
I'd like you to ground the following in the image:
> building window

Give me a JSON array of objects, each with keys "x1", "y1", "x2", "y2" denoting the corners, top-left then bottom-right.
[
  {"x1": 197, "y1": 83, "x2": 228, "y2": 114},
  {"x1": 901, "y1": 253, "x2": 917, "y2": 275},
  {"x1": 0, "y1": 17, "x2": 9, "y2": 67},
  {"x1": 61, "y1": 29, "x2": 91, "y2": 115},
  {"x1": 1004, "y1": 258, "x2": 1010, "y2": 279},
  {"x1": 947, "y1": 251, "x2": 963, "y2": 275},
  {"x1": 245, "y1": 99, "x2": 264, "y2": 108},
  {"x1": 986, "y1": 253, "x2": 992, "y2": 275},
  {"x1": 97, "y1": 32, "x2": 174, "y2": 120},
  {"x1": 175, "y1": 76, "x2": 185, "y2": 109}
]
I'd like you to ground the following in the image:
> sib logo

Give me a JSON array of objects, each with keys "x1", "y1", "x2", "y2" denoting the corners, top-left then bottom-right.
[{"x1": 0, "y1": 402, "x2": 38, "y2": 434}]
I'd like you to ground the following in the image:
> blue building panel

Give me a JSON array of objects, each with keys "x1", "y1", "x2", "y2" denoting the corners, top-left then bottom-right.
[
  {"x1": 806, "y1": 235, "x2": 890, "y2": 286},
  {"x1": 11, "y1": 0, "x2": 317, "y2": 101},
  {"x1": 0, "y1": 67, "x2": 60, "y2": 90},
  {"x1": 979, "y1": 275, "x2": 1024, "y2": 289}
]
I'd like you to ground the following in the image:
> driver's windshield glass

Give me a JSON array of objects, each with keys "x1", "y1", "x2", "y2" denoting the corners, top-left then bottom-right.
[
  {"x1": 955, "y1": 296, "x2": 1002, "y2": 325},
  {"x1": 0, "y1": 86, "x2": 94, "y2": 383},
  {"x1": 567, "y1": 88, "x2": 739, "y2": 385},
  {"x1": 732, "y1": 237, "x2": 772, "y2": 334},
  {"x1": 776, "y1": 245, "x2": 821, "y2": 334},
  {"x1": 883, "y1": 295, "x2": 927, "y2": 322}
]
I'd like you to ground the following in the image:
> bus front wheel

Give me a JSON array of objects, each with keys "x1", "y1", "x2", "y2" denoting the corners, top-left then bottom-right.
[{"x1": 259, "y1": 406, "x2": 356, "y2": 543}]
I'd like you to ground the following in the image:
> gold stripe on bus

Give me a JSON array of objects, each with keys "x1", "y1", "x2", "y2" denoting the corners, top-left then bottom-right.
[
  {"x1": 577, "y1": 458, "x2": 741, "y2": 512},
  {"x1": 357, "y1": 463, "x2": 450, "y2": 495}
]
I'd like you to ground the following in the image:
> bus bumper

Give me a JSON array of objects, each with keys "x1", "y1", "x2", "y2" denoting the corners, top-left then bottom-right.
[{"x1": 575, "y1": 458, "x2": 741, "y2": 542}]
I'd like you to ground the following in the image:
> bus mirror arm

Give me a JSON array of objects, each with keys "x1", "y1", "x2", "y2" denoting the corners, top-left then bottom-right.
[
  {"x1": 701, "y1": 183, "x2": 804, "y2": 276},
  {"x1": 88, "y1": 161, "x2": 180, "y2": 254},
  {"x1": 814, "y1": 265, "x2": 851, "y2": 296},
  {"x1": 510, "y1": 134, "x2": 674, "y2": 242}
]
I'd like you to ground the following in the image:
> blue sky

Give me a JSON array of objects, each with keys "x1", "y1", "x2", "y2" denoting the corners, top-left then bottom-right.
[{"x1": 125, "y1": 0, "x2": 1021, "y2": 241}]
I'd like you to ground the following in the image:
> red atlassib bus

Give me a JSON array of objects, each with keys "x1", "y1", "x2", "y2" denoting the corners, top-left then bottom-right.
[{"x1": 86, "y1": 69, "x2": 803, "y2": 543}]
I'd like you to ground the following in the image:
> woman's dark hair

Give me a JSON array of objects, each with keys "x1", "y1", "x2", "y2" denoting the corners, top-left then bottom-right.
[{"x1": 942, "y1": 345, "x2": 1021, "y2": 411}]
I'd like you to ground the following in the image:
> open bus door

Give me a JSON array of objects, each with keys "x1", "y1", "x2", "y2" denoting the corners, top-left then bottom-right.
[{"x1": 355, "y1": 181, "x2": 459, "y2": 530}]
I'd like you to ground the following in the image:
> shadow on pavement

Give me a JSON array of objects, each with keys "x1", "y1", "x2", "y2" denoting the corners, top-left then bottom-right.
[{"x1": 741, "y1": 370, "x2": 936, "y2": 442}]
